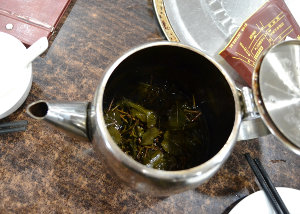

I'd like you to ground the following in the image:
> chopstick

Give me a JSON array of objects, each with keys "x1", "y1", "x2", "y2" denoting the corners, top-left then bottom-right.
[
  {"x1": 0, "y1": 120, "x2": 28, "y2": 134},
  {"x1": 244, "y1": 153, "x2": 290, "y2": 214}
]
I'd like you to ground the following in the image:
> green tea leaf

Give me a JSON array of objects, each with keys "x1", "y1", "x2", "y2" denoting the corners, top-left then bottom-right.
[
  {"x1": 143, "y1": 150, "x2": 166, "y2": 169},
  {"x1": 107, "y1": 126, "x2": 122, "y2": 144},
  {"x1": 141, "y1": 127, "x2": 160, "y2": 146}
]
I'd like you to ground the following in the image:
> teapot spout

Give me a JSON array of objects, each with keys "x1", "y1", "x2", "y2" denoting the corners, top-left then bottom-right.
[{"x1": 26, "y1": 100, "x2": 92, "y2": 140}]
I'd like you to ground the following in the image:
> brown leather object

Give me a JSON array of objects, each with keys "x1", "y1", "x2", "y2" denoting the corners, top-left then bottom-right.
[{"x1": 0, "y1": 0, "x2": 71, "y2": 46}]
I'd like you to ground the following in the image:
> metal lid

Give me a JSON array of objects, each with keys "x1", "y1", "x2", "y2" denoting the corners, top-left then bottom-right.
[{"x1": 253, "y1": 40, "x2": 300, "y2": 154}]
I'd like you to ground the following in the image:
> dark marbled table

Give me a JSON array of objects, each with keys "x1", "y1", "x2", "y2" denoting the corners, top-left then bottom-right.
[{"x1": 0, "y1": 1, "x2": 299, "y2": 213}]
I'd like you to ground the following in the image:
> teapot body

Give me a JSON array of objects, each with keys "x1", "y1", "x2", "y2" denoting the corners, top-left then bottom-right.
[
  {"x1": 89, "y1": 41, "x2": 243, "y2": 195},
  {"x1": 28, "y1": 41, "x2": 267, "y2": 196}
]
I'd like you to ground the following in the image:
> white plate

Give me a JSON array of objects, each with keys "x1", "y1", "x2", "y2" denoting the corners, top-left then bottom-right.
[
  {"x1": 0, "y1": 32, "x2": 33, "y2": 119},
  {"x1": 229, "y1": 187, "x2": 300, "y2": 214}
]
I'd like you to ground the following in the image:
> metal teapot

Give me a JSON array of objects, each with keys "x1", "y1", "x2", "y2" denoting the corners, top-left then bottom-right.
[{"x1": 26, "y1": 41, "x2": 299, "y2": 196}]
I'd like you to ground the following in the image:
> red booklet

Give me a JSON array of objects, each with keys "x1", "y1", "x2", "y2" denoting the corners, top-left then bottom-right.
[
  {"x1": 219, "y1": 0, "x2": 300, "y2": 86},
  {"x1": 0, "y1": 0, "x2": 72, "y2": 46}
]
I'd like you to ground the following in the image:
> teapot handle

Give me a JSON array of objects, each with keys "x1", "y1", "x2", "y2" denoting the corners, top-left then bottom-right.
[{"x1": 236, "y1": 87, "x2": 270, "y2": 141}]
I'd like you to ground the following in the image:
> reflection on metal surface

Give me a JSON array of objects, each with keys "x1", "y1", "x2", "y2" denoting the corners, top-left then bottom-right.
[
  {"x1": 253, "y1": 40, "x2": 300, "y2": 155},
  {"x1": 237, "y1": 116, "x2": 270, "y2": 141},
  {"x1": 240, "y1": 87, "x2": 258, "y2": 118},
  {"x1": 237, "y1": 87, "x2": 270, "y2": 141},
  {"x1": 259, "y1": 41, "x2": 300, "y2": 149},
  {"x1": 201, "y1": 0, "x2": 239, "y2": 37},
  {"x1": 27, "y1": 100, "x2": 90, "y2": 139}
]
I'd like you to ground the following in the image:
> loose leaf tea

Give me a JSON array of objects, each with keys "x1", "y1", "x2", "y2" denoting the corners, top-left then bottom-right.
[{"x1": 104, "y1": 81, "x2": 210, "y2": 171}]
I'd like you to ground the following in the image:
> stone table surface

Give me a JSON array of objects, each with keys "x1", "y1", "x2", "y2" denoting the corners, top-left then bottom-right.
[{"x1": 0, "y1": 0, "x2": 299, "y2": 213}]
